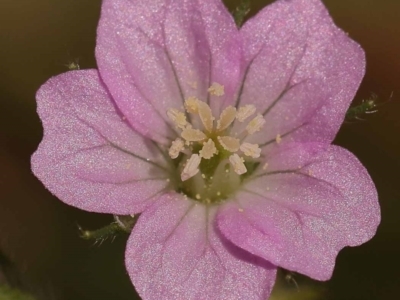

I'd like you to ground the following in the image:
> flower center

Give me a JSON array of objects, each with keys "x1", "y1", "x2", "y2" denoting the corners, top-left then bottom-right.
[{"x1": 167, "y1": 84, "x2": 265, "y2": 204}]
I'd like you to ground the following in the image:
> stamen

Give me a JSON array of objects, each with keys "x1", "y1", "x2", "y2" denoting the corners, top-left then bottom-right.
[
  {"x1": 197, "y1": 101, "x2": 214, "y2": 132},
  {"x1": 216, "y1": 106, "x2": 236, "y2": 132},
  {"x1": 169, "y1": 138, "x2": 185, "y2": 159},
  {"x1": 185, "y1": 97, "x2": 200, "y2": 114},
  {"x1": 208, "y1": 82, "x2": 225, "y2": 96},
  {"x1": 199, "y1": 139, "x2": 217, "y2": 159},
  {"x1": 246, "y1": 114, "x2": 266, "y2": 135},
  {"x1": 167, "y1": 108, "x2": 187, "y2": 129},
  {"x1": 181, "y1": 128, "x2": 207, "y2": 142},
  {"x1": 229, "y1": 154, "x2": 247, "y2": 175},
  {"x1": 167, "y1": 97, "x2": 268, "y2": 200},
  {"x1": 240, "y1": 143, "x2": 261, "y2": 158},
  {"x1": 181, "y1": 154, "x2": 201, "y2": 181},
  {"x1": 236, "y1": 105, "x2": 256, "y2": 122},
  {"x1": 218, "y1": 136, "x2": 240, "y2": 152}
]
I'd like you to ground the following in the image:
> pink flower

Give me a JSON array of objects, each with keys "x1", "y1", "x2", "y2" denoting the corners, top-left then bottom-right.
[{"x1": 32, "y1": 0, "x2": 380, "y2": 299}]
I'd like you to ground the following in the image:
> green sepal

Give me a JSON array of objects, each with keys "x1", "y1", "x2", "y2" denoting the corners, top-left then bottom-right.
[
  {"x1": 345, "y1": 94, "x2": 382, "y2": 121},
  {"x1": 233, "y1": 0, "x2": 251, "y2": 28},
  {"x1": 78, "y1": 215, "x2": 138, "y2": 245}
]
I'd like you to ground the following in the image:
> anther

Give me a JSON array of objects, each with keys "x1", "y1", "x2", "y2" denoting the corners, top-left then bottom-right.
[
  {"x1": 208, "y1": 82, "x2": 225, "y2": 96},
  {"x1": 185, "y1": 97, "x2": 200, "y2": 114},
  {"x1": 167, "y1": 108, "x2": 187, "y2": 129},
  {"x1": 181, "y1": 128, "x2": 207, "y2": 142},
  {"x1": 218, "y1": 136, "x2": 240, "y2": 153},
  {"x1": 240, "y1": 143, "x2": 261, "y2": 158},
  {"x1": 275, "y1": 134, "x2": 282, "y2": 144},
  {"x1": 216, "y1": 106, "x2": 236, "y2": 132},
  {"x1": 236, "y1": 105, "x2": 256, "y2": 122},
  {"x1": 229, "y1": 154, "x2": 247, "y2": 175},
  {"x1": 181, "y1": 154, "x2": 201, "y2": 181},
  {"x1": 199, "y1": 139, "x2": 217, "y2": 159},
  {"x1": 246, "y1": 114, "x2": 266, "y2": 135},
  {"x1": 188, "y1": 81, "x2": 198, "y2": 89},
  {"x1": 197, "y1": 101, "x2": 214, "y2": 132},
  {"x1": 169, "y1": 138, "x2": 185, "y2": 159}
]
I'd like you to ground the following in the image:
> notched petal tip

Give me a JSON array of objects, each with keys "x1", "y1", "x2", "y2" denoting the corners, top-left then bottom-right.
[
  {"x1": 126, "y1": 195, "x2": 277, "y2": 300},
  {"x1": 32, "y1": 70, "x2": 167, "y2": 215},
  {"x1": 218, "y1": 143, "x2": 380, "y2": 281},
  {"x1": 239, "y1": 0, "x2": 367, "y2": 144}
]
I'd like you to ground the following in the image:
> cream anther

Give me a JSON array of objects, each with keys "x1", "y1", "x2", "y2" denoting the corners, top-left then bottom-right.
[
  {"x1": 188, "y1": 81, "x2": 198, "y2": 89},
  {"x1": 208, "y1": 82, "x2": 225, "y2": 96},
  {"x1": 169, "y1": 138, "x2": 185, "y2": 159},
  {"x1": 181, "y1": 154, "x2": 201, "y2": 181},
  {"x1": 181, "y1": 128, "x2": 207, "y2": 142},
  {"x1": 218, "y1": 136, "x2": 240, "y2": 153},
  {"x1": 229, "y1": 154, "x2": 247, "y2": 175},
  {"x1": 167, "y1": 108, "x2": 187, "y2": 129},
  {"x1": 197, "y1": 101, "x2": 214, "y2": 132},
  {"x1": 236, "y1": 105, "x2": 256, "y2": 122},
  {"x1": 216, "y1": 106, "x2": 236, "y2": 132},
  {"x1": 185, "y1": 97, "x2": 200, "y2": 114},
  {"x1": 275, "y1": 134, "x2": 282, "y2": 144},
  {"x1": 246, "y1": 114, "x2": 266, "y2": 135},
  {"x1": 240, "y1": 143, "x2": 261, "y2": 158},
  {"x1": 199, "y1": 139, "x2": 217, "y2": 159}
]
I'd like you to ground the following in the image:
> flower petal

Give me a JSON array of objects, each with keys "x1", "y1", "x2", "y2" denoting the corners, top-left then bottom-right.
[
  {"x1": 164, "y1": 0, "x2": 241, "y2": 115},
  {"x1": 218, "y1": 143, "x2": 380, "y2": 280},
  {"x1": 96, "y1": 0, "x2": 241, "y2": 140},
  {"x1": 126, "y1": 193, "x2": 276, "y2": 300},
  {"x1": 238, "y1": 0, "x2": 365, "y2": 146},
  {"x1": 31, "y1": 70, "x2": 169, "y2": 214}
]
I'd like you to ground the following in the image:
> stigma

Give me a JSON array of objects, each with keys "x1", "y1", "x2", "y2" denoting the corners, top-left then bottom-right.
[{"x1": 166, "y1": 83, "x2": 266, "y2": 182}]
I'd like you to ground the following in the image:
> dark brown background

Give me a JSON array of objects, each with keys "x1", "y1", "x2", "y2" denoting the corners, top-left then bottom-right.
[{"x1": 0, "y1": 0, "x2": 399, "y2": 299}]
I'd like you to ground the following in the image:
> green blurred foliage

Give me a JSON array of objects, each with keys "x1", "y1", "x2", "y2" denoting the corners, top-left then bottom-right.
[{"x1": 0, "y1": 286, "x2": 35, "y2": 300}]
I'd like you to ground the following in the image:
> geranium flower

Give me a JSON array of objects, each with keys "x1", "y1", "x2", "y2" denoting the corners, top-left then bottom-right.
[{"x1": 31, "y1": 0, "x2": 380, "y2": 299}]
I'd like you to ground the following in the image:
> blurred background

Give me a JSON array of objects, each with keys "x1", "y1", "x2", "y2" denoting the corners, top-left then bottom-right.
[{"x1": 0, "y1": 0, "x2": 399, "y2": 299}]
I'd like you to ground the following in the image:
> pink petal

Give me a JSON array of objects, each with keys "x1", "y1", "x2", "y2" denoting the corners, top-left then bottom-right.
[
  {"x1": 31, "y1": 70, "x2": 169, "y2": 214},
  {"x1": 164, "y1": 0, "x2": 241, "y2": 115},
  {"x1": 238, "y1": 0, "x2": 365, "y2": 146},
  {"x1": 218, "y1": 143, "x2": 380, "y2": 280},
  {"x1": 96, "y1": 0, "x2": 241, "y2": 139},
  {"x1": 126, "y1": 193, "x2": 276, "y2": 300}
]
